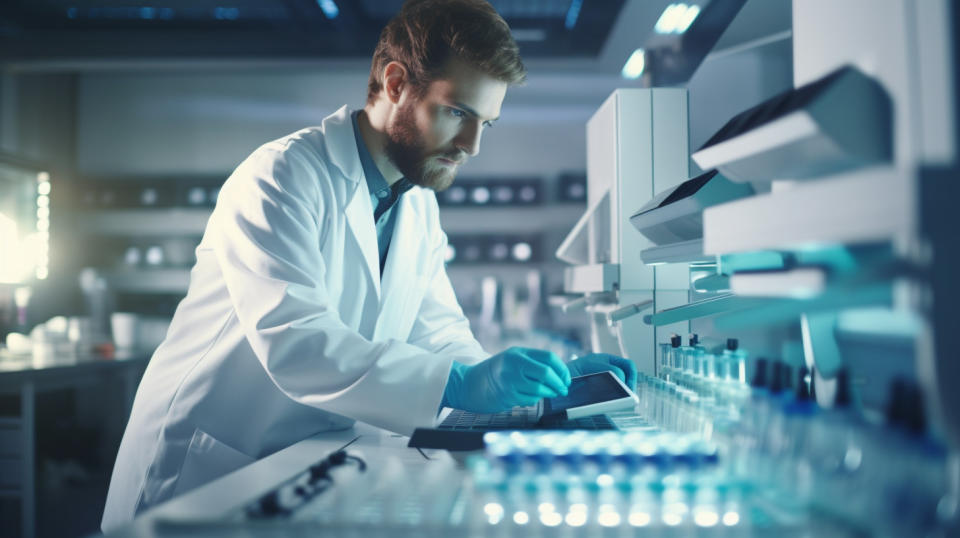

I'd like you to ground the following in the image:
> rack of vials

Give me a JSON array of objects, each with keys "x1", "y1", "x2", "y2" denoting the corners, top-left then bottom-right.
[{"x1": 637, "y1": 335, "x2": 951, "y2": 536}]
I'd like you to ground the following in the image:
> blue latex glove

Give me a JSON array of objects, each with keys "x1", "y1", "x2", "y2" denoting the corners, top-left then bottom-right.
[
  {"x1": 567, "y1": 353, "x2": 638, "y2": 389},
  {"x1": 442, "y1": 347, "x2": 572, "y2": 413}
]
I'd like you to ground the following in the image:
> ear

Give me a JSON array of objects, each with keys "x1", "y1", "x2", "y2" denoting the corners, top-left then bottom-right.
[{"x1": 382, "y1": 61, "x2": 409, "y2": 105}]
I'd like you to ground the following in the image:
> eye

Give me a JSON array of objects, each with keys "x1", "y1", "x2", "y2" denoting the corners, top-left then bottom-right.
[{"x1": 448, "y1": 107, "x2": 466, "y2": 118}]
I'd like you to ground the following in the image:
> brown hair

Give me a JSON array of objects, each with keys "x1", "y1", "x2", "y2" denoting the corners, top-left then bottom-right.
[{"x1": 367, "y1": 0, "x2": 526, "y2": 103}]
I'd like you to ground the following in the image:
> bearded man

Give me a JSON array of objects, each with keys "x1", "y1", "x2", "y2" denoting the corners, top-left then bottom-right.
[{"x1": 102, "y1": 0, "x2": 636, "y2": 530}]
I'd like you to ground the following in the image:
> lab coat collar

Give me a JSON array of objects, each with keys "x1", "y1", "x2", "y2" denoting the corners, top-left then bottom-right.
[
  {"x1": 321, "y1": 105, "x2": 426, "y2": 326},
  {"x1": 321, "y1": 105, "x2": 363, "y2": 185},
  {"x1": 323, "y1": 105, "x2": 382, "y2": 299}
]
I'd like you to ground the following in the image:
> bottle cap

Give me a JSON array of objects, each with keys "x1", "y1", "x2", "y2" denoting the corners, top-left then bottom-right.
[
  {"x1": 782, "y1": 364, "x2": 794, "y2": 393},
  {"x1": 689, "y1": 334, "x2": 699, "y2": 346},
  {"x1": 671, "y1": 334, "x2": 682, "y2": 348},
  {"x1": 751, "y1": 358, "x2": 768, "y2": 389},
  {"x1": 726, "y1": 338, "x2": 738, "y2": 351},
  {"x1": 904, "y1": 383, "x2": 927, "y2": 435}
]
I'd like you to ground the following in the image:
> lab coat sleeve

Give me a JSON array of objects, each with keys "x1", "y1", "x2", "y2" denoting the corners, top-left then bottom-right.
[
  {"x1": 208, "y1": 143, "x2": 452, "y2": 435},
  {"x1": 407, "y1": 230, "x2": 489, "y2": 366}
]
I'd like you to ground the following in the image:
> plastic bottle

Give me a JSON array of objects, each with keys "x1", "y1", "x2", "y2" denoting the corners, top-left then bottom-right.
[
  {"x1": 658, "y1": 342, "x2": 671, "y2": 381},
  {"x1": 780, "y1": 367, "x2": 819, "y2": 501},
  {"x1": 804, "y1": 369, "x2": 867, "y2": 518},
  {"x1": 668, "y1": 334, "x2": 683, "y2": 383}
]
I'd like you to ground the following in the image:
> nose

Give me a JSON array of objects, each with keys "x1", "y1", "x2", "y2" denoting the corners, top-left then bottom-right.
[{"x1": 454, "y1": 120, "x2": 483, "y2": 157}]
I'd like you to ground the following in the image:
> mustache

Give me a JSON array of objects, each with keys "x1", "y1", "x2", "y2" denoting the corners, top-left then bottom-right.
[{"x1": 436, "y1": 151, "x2": 467, "y2": 165}]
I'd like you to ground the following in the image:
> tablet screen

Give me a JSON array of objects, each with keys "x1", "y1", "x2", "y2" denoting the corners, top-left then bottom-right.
[{"x1": 544, "y1": 372, "x2": 630, "y2": 412}]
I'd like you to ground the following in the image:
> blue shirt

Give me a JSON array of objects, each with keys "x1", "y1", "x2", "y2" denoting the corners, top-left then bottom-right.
[{"x1": 351, "y1": 111, "x2": 414, "y2": 277}]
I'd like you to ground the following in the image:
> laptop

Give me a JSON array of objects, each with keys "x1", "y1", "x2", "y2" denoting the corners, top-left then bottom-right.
[{"x1": 409, "y1": 371, "x2": 639, "y2": 450}]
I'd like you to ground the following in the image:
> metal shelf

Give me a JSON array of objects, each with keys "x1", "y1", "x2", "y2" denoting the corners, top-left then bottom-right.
[
  {"x1": 642, "y1": 293, "x2": 770, "y2": 326},
  {"x1": 439, "y1": 204, "x2": 585, "y2": 234},
  {"x1": 76, "y1": 205, "x2": 585, "y2": 236},
  {"x1": 107, "y1": 268, "x2": 191, "y2": 293},
  {"x1": 78, "y1": 208, "x2": 211, "y2": 236}
]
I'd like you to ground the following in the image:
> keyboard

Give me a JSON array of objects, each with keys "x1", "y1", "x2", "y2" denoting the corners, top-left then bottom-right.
[{"x1": 437, "y1": 408, "x2": 617, "y2": 431}]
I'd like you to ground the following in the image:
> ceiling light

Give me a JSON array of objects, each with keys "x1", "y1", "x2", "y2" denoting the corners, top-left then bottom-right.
[
  {"x1": 564, "y1": 0, "x2": 583, "y2": 30},
  {"x1": 654, "y1": 3, "x2": 703, "y2": 34},
  {"x1": 318, "y1": 0, "x2": 339, "y2": 19},
  {"x1": 621, "y1": 48, "x2": 646, "y2": 80}
]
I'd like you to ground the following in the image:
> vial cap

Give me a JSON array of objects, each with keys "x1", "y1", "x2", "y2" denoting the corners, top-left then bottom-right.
[
  {"x1": 796, "y1": 366, "x2": 812, "y2": 401},
  {"x1": 726, "y1": 338, "x2": 738, "y2": 351},
  {"x1": 885, "y1": 377, "x2": 909, "y2": 426},
  {"x1": 671, "y1": 334, "x2": 682, "y2": 348},
  {"x1": 809, "y1": 366, "x2": 818, "y2": 402},
  {"x1": 689, "y1": 334, "x2": 699, "y2": 346}
]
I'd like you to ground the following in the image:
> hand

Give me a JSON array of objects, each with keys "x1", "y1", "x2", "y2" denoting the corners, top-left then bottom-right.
[
  {"x1": 568, "y1": 353, "x2": 638, "y2": 389},
  {"x1": 443, "y1": 347, "x2": 572, "y2": 413}
]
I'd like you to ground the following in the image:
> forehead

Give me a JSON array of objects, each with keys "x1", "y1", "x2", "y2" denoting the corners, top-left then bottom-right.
[{"x1": 422, "y1": 58, "x2": 508, "y2": 120}]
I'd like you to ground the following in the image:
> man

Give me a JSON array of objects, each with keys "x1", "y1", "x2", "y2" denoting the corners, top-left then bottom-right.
[{"x1": 102, "y1": 0, "x2": 636, "y2": 530}]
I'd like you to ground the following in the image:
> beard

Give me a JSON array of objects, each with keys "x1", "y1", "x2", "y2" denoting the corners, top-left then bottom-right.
[{"x1": 384, "y1": 101, "x2": 465, "y2": 192}]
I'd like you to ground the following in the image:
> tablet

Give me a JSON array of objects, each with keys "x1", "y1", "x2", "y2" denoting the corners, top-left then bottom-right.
[{"x1": 540, "y1": 371, "x2": 639, "y2": 421}]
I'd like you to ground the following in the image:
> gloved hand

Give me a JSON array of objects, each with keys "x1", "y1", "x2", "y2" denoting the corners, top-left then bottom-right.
[
  {"x1": 442, "y1": 347, "x2": 572, "y2": 413},
  {"x1": 567, "y1": 353, "x2": 638, "y2": 389}
]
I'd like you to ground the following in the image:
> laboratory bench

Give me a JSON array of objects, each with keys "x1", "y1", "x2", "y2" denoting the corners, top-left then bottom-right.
[
  {"x1": 0, "y1": 348, "x2": 151, "y2": 538},
  {"x1": 100, "y1": 405, "x2": 873, "y2": 538}
]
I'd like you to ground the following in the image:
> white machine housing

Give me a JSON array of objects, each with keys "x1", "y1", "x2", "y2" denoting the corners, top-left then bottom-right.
[{"x1": 557, "y1": 89, "x2": 691, "y2": 374}]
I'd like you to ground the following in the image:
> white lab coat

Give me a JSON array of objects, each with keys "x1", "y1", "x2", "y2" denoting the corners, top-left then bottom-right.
[{"x1": 101, "y1": 106, "x2": 488, "y2": 531}]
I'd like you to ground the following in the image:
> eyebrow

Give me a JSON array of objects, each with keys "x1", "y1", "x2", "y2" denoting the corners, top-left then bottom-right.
[{"x1": 453, "y1": 101, "x2": 499, "y2": 124}]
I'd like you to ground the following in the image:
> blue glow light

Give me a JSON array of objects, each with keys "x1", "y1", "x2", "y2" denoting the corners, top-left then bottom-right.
[
  {"x1": 140, "y1": 7, "x2": 155, "y2": 19},
  {"x1": 66, "y1": 7, "x2": 78, "y2": 19},
  {"x1": 564, "y1": 0, "x2": 583, "y2": 30},
  {"x1": 318, "y1": 0, "x2": 339, "y2": 19}
]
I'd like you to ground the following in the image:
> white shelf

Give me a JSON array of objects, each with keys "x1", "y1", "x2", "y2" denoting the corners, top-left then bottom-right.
[
  {"x1": 107, "y1": 268, "x2": 191, "y2": 293},
  {"x1": 563, "y1": 263, "x2": 619, "y2": 294},
  {"x1": 703, "y1": 165, "x2": 910, "y2": 255},
  {"x1": 439, "y1": 204, "x2": 584, "y2": 234},
  {"x1": 640, "y1": 239, "x2": 714, "y2": 265},
  {"x1": 730, "y1": 267, "x2": 827, "y2": 297},
  {"x1": 79, "y1": 208, "x2": 212, "y2": 236}
]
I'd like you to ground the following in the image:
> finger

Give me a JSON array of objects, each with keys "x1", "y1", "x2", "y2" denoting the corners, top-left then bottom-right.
[
  {"x1": 604, "y1": 364, "x2": 628, "y2": 384},
  {"x1": 520, "y1": 348, "x2": 572, "y2": 387},
  {"x1": 515, "y1": 380, "x2": 560, "y2": 400},
  {"x1": 513, "y1": 368, "x2": 562, "y2": 398},
  {"x1": 516, "y1": 353, "x2": 568, "y2": 396},
  {"x1": 609, "y1": 356, "x2": 638, "y2": 388},
  {"x1": 511, "y1": 393, "x2": 543, "y2": 408},
  {"x1": 592, "y1": 354, "x2": 635, "y2": 386}
]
